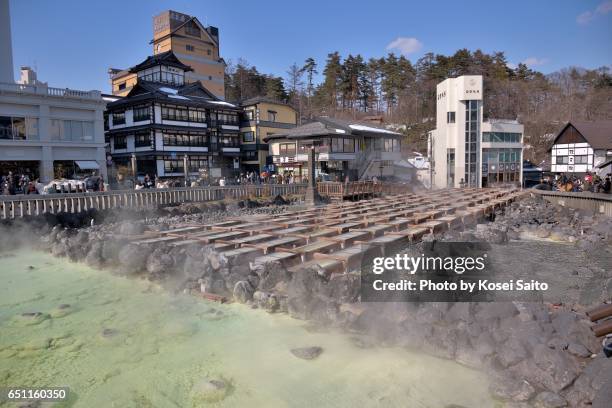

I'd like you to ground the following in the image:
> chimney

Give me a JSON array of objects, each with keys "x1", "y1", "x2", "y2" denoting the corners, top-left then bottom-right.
[{"x1": 0, "y1": 0, "x2": 14, "y2": 83}]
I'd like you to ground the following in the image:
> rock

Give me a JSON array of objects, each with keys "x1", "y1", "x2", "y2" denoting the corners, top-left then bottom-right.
[
  {"x1": 567, "y1": 342, "x2": 591, "y2": 358},
  {"x1": 488, "y1": 372, "x2": 536, "y2": 402},
  {"x1": 146, "y1": 249, "x2": 174, "y2": 276},
  {"x1": 534, "y1": 391, "x2": 567, "y2": 407},
  {"x1": 497, "y1": 337, "x2": 528, "y2": 368},
  {"x1": 191, "y1": 378, "x2": 229, "y2": 403},
  {"x1": 233, "y1": 281, "x2": 254, "y2": 303},
  {"x1": 100, "y1": 328, "x2": 119, "y2": 338},
  {"x1": 119, "y1": 222, "x2": 145, "y2": 235},
  {"x1": 509, "y1": 344, "x2": 579, "y2": 393},
  {"x1": 290, "y1": 346, "x2": 323, "y2": 360},
  {"x1": 117, "y1": 244, "x2": 148, "y2": 275}
]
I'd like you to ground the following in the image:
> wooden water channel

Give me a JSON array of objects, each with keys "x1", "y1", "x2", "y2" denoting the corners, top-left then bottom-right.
[{"x1": 121, "y1": 187, "x2": 526, "y2": 275}]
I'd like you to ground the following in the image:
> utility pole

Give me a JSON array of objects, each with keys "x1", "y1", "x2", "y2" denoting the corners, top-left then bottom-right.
[{"x1": 183, "y1": 154, "x2": 189, "y2": 187}]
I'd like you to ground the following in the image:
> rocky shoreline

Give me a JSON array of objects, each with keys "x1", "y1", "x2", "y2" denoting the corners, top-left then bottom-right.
[{"x1": 1, "y1": 193, "x2": 611, "y2": 407}]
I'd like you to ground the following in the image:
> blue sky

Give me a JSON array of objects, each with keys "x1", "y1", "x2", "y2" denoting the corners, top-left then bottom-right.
[{"x1": 8, "y1": 0, "x2": 612, "y2": 92}]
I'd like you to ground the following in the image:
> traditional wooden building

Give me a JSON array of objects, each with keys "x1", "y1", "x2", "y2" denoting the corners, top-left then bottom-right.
[
  {"x1": 550, "y1": 120, "x2": 612, "y2": 175},
  {"x1": 264, "y1": 117, "x2": 402, "y2": 181},
  {"x1": 105, "y1": 51, "x2": 241, "y2": 181}
]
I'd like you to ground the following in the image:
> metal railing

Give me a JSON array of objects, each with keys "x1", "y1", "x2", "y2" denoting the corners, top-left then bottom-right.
[
  {"x1": 317, "y1": 181, "x2": 411, "y2": 201},
  {"x1": 0, "y1": 82, "x2": 101, "y2": 101},
  {"x1": 531, "y1": 189, "x2": 612, "y2": 217},
  {"x1": 0, "y1": 184, "x2": 307, "y2": 220}
]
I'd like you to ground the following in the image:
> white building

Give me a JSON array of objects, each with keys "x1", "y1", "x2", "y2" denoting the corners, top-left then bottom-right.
[
  {"x1": 0, "y1": 0, "x2": 107, "y2": 184},
  {"x1": 429, "y1": 75, "x2": 523, "y2": 188},
  {"x1": 549, "y1": 121, "x2": 612, "y2": 176},
  {"x1": 0, "y1": 70, "x2": 107, "y2": 183}
]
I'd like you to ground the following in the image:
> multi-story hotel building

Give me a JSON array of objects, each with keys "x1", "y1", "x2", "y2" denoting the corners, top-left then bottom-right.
[
  {"x1": 105, "y1": 51, "x2": 242, "y2": 181},
  {"x1": 109, "y1": 10, "x2": 225, "y2": 99},
  {"x1": 429, "y1": 75, "x2": 524, "y2": 188},
  {"x1": 240, "y1": 97, "x2": 297, "y2": 173}
]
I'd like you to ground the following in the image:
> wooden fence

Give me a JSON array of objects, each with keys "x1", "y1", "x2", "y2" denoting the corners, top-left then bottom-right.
[{"x1": 0, "y1": 184, "x2": 307, "y2": 220}]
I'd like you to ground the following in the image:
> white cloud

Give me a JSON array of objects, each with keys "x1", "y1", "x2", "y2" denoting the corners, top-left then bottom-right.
[
  {"x1": 522, "y1": 57, "x2": 548, "y2": 67},
  {"x1": 577, "y1": 11, "x2": 594, "y2": 24},
  {"x1": 596, "y1": 1, "x2": 612, "y2": 13},
  {"x1": 386, "y1": 37, "x2": 423, "y2": 56},
  {"x1": 577, "y1": 1, "x2": 612, "y2": 24},
  {"x1": 507, "y1": 62, "x2": 517, "y2": 69}
]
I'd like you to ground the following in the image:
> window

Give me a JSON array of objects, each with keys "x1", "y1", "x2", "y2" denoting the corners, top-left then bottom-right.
[
  {"x1": 0, "y1": 116, "x2": 37, "y2": 140},
  {"x1": 213, "y1": 112, "x2": 239, "y2": 126},
  {"x1": 447, "y1": 148, "x2": 455, "y2": 187},
  {"x1": 244, "y1": 110, "x2": 255, "y2": 121},
  {"x1": 268, "y1": 110, "x2": 277, "y2": 122},
  {"x1": 331, "y1": 137, "x2": 356, "y2": 153},
  {"x1": 186, "y1": 44, "x2": 195, "y2": 52},
  {"x1": 208, "y1": 76, "x2": 212, "y2": 80},
  {"x1": 112, "y1": 111, "x2": 125, "y2": 125},
  {"x1": 162, "y1": 132, "x2": 208, "y2": 147},
  {"x1": 279, "y1": 143, "x2": 296, "y2": 156},
  {"x1": 135, "y1": 132, "x2": 152, "y2": 148},
  {"x1": 219, "y1": 132, "x2": 239, "y2": 147},
  {"x1": 482, "y1": 132, "x2": 522, "y2": 143},
  {"x1": 188, "y1": 109, "x2": 206, "y2": 123},
  {"x1": 207, "y1": 49, "x2": 211, "y2": 56},
  {"x1": 118, "y1": 82, "x2": 126, "y2": 90},
  {"x1": 447, "y1": 112, "x2": 455, "y2": 123},
  {"x1": 556, "y1": 156, "x2": 568, "y2": 164},
  {"x1": 185, "y1": 21, "x2": 201, "y2": 37},
  {"x1": 244, "y1": 151, "x2": 257, "y2": 160},
  {"x1": 242, "y1": 131, "x2": 254, "y2": 142},
  {"x1": 574, "y1": 155, "x2": 589, "y2": 164},
  {"x1": 114, "y1": 135, "x2": 127, "y2": 149},
  {"x1": 161, "y1": 105, "x2": 189, "y2": 122},
  {"x1": 133, "y1": 105, "x2": 150, "y2": 122}
]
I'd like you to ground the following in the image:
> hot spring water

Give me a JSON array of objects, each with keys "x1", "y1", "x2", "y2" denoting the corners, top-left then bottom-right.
[{"x1": 0, "y1": 250, "x2": 493, "y2": 407}]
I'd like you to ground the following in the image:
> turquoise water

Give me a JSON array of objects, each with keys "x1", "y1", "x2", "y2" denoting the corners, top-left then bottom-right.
[{"x1": 0, "y1": 250, "x2": 494, "y2": 407}]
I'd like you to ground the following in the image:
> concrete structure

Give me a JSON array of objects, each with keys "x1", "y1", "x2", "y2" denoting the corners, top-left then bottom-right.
[
  {"x1": 239, "y1": 97, "x2": 297, "y2": 173},
  {"x1": 549, "y1": 121, "x2": 612, "y2": 176},
  {"x1": 429, "y1": 75, "x2": 524, "y2": 188},
  {"x1": 110, "y1": 10, "x2": 225, "y2": 99},
  {"x1": 105, "y1": 51, "x2": 242, "y2": 181},
  {"x1": 0, "y1": 76, "x2": 107, "y2": 183},
  {"x1": 0, "y1": 0, "x2": 14, "y2": 83},
  {"x1": 265, "y1": 117, "x2": 402, "y2": 181}
]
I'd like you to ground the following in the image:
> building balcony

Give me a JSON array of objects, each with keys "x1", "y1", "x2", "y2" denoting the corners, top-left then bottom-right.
[{"x1": 0, "y1": 82, "x2": 102, "y2": 101}]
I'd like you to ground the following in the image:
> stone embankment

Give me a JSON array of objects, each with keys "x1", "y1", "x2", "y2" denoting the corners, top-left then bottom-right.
[{"x1": 2, "y1": 193, "x2": 611, "y2": 407}]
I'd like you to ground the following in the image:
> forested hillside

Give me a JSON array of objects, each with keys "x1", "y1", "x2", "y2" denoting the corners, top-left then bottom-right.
[{"x1": 224, "y1": 49, "x2": 612, "y2": 163}]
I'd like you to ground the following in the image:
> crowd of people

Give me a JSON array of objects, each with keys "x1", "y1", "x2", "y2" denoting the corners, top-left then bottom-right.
[
  {"x1": 539, "y1": 172, "x2": 612, "y2": 194},
  {"x1": 1, "y1": 171, "x2": 107, "y2": 195}
]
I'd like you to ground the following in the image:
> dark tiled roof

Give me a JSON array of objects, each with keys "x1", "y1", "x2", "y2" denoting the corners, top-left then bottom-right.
[
  {"x1": 552, "y1": 120, "x2": 612, "y2": 150},
  {"x1": 129, "y1": 51, "x2": 193, "y2": 73},
  {"x1": 263, "y1": 117, "x2": 401, "y2": 142},
  {"x1": 240, "y1": 96, "x2": 292, "y2": 108},
  {"x1": 106, "y1": 80, "x2": 239, "y2": 110}
]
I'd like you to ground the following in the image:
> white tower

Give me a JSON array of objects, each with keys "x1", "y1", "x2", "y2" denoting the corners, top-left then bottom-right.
[{"x1": 0, "y1": 0, "x2": 14, "y2": 83}]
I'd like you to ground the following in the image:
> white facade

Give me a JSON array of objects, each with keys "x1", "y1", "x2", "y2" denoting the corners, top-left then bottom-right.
[
  {"x1": 0, "y1": 81, "x2": 107, "y2": 182},
  {"x1": 550, "y1": 142, "x2": 594, "y2": 174},
  {"x1": 429, "y1": 75, "x2": 523, "y2": 188}
]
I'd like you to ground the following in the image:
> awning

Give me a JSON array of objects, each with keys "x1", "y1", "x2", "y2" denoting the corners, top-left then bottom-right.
[{"x1": 75, "y1": 160, "x2": 100, "y2": 170}]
